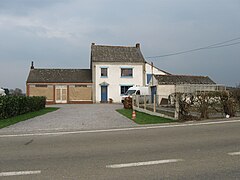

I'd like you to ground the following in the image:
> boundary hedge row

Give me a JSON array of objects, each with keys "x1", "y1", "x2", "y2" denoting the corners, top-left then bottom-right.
[{"x1": 0, "y1": 96, "x2": 46, "y2": 120}]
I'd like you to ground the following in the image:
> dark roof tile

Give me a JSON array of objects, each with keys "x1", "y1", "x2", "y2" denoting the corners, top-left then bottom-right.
[
  {"x1": 91, "y1": 44, "x2": 145, "y2": 63},
  {"x1": 154, "y1": 75, "x2": 215, "y2": 85},
  {"x1": 27, "y1": 69, "x2": 92, "y2": 83}
]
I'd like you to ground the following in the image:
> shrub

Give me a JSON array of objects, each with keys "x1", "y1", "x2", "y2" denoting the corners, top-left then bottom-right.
[
  {"x1": 214, "y1": 91, "x2": 237, "y2": 117},
  {"x1": 0, "y1": 96, "x2": 46, "y2": 120},
  {"x1": 230, "y1": 89, "x2": 240, "y2": 110},
  {"x1": 175, "y1": 93, "x2": 196, "y2": 121},
  {"x1": 222, "y1": 98, "x2": 237, "y2": 117}
]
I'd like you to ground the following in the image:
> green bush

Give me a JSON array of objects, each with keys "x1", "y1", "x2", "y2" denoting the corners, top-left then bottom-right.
[{"x1": 0, "y1": 96, "x2": 46, "y2": 120}]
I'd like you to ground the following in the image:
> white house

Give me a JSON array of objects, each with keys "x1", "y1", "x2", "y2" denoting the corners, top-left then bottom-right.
[{"x1": 91, "y1": 43, "x2": 168, "y2": 103}]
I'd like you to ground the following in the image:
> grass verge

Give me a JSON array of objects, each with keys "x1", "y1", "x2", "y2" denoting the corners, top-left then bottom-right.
[
  {"x1": 0, "y1": 107, "x2": 59, "y2": 129},
  {"x1": 116, "y1": 108, "x2": 176, "y2": 124}
]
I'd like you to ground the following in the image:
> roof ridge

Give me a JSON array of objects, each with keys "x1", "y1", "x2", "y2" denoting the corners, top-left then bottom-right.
[
  {"x1": 93, "y1": 44, "x2": 137, "y2": 48},
  {"x1": 154, "y1": 74, "x2": 208, "y2": 78},
  {"x1": 33, "y1": 68, "x2": 90, "y2": 70}
]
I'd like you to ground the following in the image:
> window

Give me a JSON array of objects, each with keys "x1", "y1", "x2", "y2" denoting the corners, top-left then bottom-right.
[
  {"x1": 147, "y1": 74, "x2": 152, "y2": 84},
  {"x1": 120, "y1": 85, "x2": 133, "y2": 95},
  {"x1": 35, "y1": 85, "x2": 47, "y2": 88},
  {"x1": 75, "y1": 85, "x2": 87, "y2": 87},
  {"x1": 121, "y1": 68, "x2": 133, "y2": 77},
  {"x1": 136, "y1": 90, "x2": 140, "y2": 95},
  {"x1": 101, "y1": 68, "x2": 108, "y2": 77}
]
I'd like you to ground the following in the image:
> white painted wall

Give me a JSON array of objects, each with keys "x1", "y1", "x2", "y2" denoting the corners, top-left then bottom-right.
[
  {"x1": 157, "y1": 85, "x2": 175, "y2": 96},
  {"x1": 94, "y1": 63, "x2": 144, "y2": 103},
  {"x1": 156, "y1": 85, "x2": 175, "y2": 104},
  {"x1": 145, "y1": 62, "x2": 167, "y2": 75},
  {"x1": 145, "y1": 62, "x2": 168, "y2": 86}
]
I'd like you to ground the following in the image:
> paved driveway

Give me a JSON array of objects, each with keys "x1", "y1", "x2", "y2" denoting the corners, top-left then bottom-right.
[{"x1": 0, "y1": 104, "x2": 136, "y2": 133}]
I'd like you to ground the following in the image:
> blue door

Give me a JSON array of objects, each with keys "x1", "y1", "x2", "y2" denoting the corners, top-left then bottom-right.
[
  {"x1": 151, "y1": 86, "x2": 157, "y2": 103},
  {"x1": 101, "y1": 86, "x2": 108, "y2": 102}
]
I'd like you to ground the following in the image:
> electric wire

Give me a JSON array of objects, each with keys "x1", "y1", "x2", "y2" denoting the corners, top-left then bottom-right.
[{"x1": 146, "y1": 37, "x2": 240, "y2": 59}]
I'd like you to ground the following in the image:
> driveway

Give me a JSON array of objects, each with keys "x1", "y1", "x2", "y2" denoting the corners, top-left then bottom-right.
[{"x1": 0, "y1": 104, "x2": 136, "y2": 133}]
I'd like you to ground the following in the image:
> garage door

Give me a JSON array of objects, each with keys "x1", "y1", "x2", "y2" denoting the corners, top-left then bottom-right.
[{"x1": 69, "y1": 85, "x2": 92, "y2": 101}]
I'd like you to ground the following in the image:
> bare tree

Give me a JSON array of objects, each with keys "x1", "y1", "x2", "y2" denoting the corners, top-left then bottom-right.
[
  {"x1": 236, "y1": 83, "x2": 240, "y2": 88},
  {"x1": 9, "y1": 88, "x2": 23, "y2": 96}
]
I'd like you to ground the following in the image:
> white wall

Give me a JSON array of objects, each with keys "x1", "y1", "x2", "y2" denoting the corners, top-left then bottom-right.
[
  {"x1": 156, "y1": 85, "x2": 175, "y2": 104},
  {"x1": 157, "y1": 85, "x2": 175, "y2": 96},
  {"x1": 145, "y1": 62, "x2": 168, "y2": 86},
  {"x1": 94, "y1": 63, "x2": 144, "y2": 103},
  {"x1": 145, "y1": 62, "x2": 168, "y2": 75}
]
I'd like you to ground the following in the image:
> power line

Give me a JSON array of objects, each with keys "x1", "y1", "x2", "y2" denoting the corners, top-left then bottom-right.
[{"x1": 146, "y1": 37, "x2": 240, "y2": 59}]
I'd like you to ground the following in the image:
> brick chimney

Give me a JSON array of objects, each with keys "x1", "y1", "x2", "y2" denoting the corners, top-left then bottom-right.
[
  {"x1": 136, "y1": 43, "x2": 140, "y2": 48},
  {"x1": 31, "y1": 61, "x2": 34, "y2": 69}
]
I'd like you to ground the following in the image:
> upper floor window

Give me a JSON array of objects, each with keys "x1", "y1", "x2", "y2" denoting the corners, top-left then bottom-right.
[
  {"x1": 101, "y1": 68, "x2": 108, "y2": 77},
  {"x1": 121, "y1": 68, "x2": 133, "y2": 77}
]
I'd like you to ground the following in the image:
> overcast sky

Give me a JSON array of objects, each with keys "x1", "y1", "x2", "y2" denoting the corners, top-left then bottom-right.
[{"x1": 0, "y1": 0, "x2": 239, "y2": 91}]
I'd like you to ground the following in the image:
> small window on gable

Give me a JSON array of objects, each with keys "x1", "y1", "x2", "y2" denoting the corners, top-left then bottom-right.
[
  {"x1": 121, "y1": 68, "x2": 133, "y2": 77},
  {"x1": 75, "y1": 85, "x2": 87, "y2": 87},
  {"x1": 101, "y1": 68, "x2": 108, "y2": 77},
  {"x1": 35, "y1": 85, "x2": 47, "y2": 88}
]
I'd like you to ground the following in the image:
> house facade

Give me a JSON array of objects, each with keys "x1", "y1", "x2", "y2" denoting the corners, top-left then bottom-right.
[
  {"x1": 91, "y1": 43, "x2": 168, "y2": 103},
  {"x1": 26, "y1": 43, "x2": 217, "y2": 104}
]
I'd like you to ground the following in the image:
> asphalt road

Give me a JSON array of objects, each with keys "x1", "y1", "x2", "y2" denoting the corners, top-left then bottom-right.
[{"x1": 0, "y1": 120, "x2": 240, "y2": 179}]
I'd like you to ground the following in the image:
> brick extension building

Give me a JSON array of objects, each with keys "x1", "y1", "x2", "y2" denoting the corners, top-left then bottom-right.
[{"x1": 26, "y1": 64, "x2": 93, "y2": 104}]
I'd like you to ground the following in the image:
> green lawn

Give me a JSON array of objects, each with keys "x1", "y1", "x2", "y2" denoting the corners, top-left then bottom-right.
[
  {"x1": 0, "y1": 107, "x2": 59, "y2": 129},
  {"x1": 116, "y1": 109, "x2": 176, "y2": 124}
]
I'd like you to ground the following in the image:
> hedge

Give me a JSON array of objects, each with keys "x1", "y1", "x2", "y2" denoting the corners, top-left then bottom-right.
[{"x1": 0, "y1": 96, "x2": 46, "y2": 120}]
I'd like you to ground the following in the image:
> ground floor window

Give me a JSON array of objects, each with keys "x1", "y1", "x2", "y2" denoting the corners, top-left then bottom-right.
[{"x1": 120, "y1": 85, "x2": 133, "y2": 95}]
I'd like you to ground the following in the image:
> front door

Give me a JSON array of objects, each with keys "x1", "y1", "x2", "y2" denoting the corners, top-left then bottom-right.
[
  {"x1": 151, "y1": 86, "x2": 157, "y2": 103},
  {"x1": 101, "y1": 86, "x2": 108, "y2": 103},
  {"x1": 55, "y1": 86, "x2": 67, "y2": 103}
]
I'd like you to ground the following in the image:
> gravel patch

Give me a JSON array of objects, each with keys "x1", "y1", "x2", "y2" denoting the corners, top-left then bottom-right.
[{"x1": 0, "y1": 104, "x2": 136, "y2": 133}]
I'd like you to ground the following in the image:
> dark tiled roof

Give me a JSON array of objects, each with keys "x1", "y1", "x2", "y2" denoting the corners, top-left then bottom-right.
[
  {"x1": 91, "y1": 44, "x2": 145, "y2": 63},
  {"x1": 27, "y1": 69, "x2": 92, "y2": 83},
  {"x1": 154, "y1": 75, "x2": 215, "y2": 85}
]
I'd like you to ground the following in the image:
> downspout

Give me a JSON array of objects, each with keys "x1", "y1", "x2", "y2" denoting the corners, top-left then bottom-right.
[
  {"x1": 151, "y1": 62, "x2": 154, "y2": 86},
  {"x1": 143, "y1": 62, "x2": 146, "y2": 86}
]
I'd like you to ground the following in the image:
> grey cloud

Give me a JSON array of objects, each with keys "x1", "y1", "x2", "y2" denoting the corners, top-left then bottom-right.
[
  {"x1": 0, "y1": 0, "x2": 70, "y2": 15},
  {"x1": 0, "y1": 0, "x2": 240, "y2": 91}
]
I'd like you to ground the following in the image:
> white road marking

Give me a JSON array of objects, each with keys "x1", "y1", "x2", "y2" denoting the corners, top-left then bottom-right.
[
  {"x1": 0, "y1": 170, "x2": 41, "y2": 177},
  {"x1": 0, "y1": 119, "x2": 240, "y2": 138},
  {"x1": 228, "y1": 151, "x2": 240, "y2": 156},
  {"x1": 106, "y1": 159, "x2": 184, "y2": 168}
]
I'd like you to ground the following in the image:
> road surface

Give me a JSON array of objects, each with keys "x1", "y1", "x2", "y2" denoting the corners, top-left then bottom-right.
[{"x1": 0, "y1": 119, "x2": 240, "y2": 179}]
